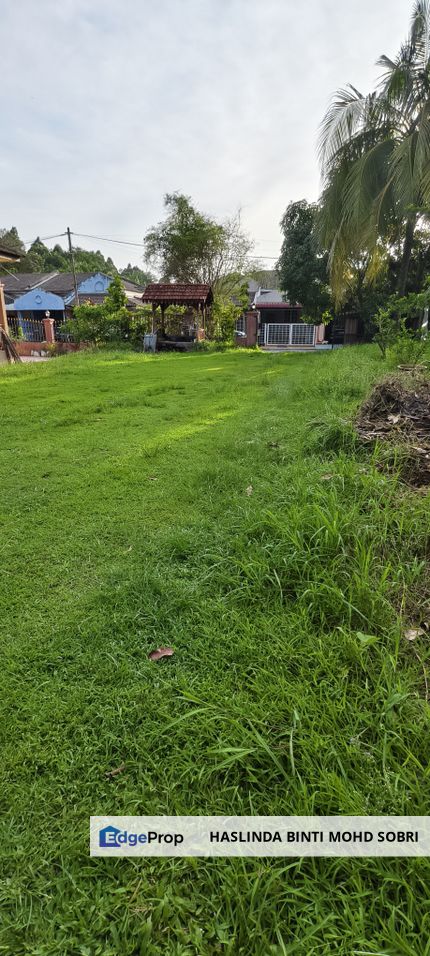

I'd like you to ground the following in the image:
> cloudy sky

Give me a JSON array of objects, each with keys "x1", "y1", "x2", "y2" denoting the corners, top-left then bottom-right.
[{"x1": 2, "y1": 0, "x2": 409, "y2": 269}]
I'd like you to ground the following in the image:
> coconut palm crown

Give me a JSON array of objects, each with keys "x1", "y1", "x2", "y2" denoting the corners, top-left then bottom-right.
[{"x1": 319, "y1": 1, "x2": 430, "y2": 302}]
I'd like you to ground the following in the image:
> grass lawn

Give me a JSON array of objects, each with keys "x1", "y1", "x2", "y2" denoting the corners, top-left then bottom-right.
[{"x1": 1, "y1": 346, "x2": 429, "y2": 955}]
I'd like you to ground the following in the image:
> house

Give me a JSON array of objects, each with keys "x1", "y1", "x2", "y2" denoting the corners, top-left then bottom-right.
[
  {"x1": 236, "y1": 284, "x2": 325, "y2": 349},
  {"x1": 2, "y1": 271, "x2": 145, "y2": 339}
]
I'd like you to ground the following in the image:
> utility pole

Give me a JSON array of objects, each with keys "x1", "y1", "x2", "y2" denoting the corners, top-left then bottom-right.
[{"x1": 67, "y1": 227, "x2": 79, "y2": 307}]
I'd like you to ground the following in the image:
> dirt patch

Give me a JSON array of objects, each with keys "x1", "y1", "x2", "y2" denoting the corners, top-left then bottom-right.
[{"x1": 356, "y1": 376, "x2": 430, "y2": 486}]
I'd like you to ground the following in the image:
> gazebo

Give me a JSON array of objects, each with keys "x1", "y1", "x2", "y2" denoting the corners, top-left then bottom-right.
[{"x1": 142, "y1": 283, "x2": 213, "y2": 343}]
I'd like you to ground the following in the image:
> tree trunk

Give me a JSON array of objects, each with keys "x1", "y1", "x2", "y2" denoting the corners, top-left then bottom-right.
[{"x1": 397, "y1": 217, "x2": 416, "y2": 295}]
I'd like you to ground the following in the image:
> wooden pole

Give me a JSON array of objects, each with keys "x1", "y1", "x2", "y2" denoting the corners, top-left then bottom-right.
[
  {"x1": 0, "y1": 282, "x2": 9, "y2": 335},
  {"x1": 67, "y1": 227, "x2": 80, "y2": 307}
]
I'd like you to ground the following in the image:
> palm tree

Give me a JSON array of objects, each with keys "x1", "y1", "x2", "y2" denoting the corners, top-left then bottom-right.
[{"x1": 319, "y1": 1, "x2": 430, "y2": 302}]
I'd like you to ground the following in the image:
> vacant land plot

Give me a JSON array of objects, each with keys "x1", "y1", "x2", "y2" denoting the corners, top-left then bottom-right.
[{"x1": 1, "y1": 347, "x2": 429, "y2": 955}]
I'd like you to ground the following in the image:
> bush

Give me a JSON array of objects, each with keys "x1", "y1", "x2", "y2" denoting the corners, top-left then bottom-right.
[
  {"x1": 193, "y1": 339, "x2": 233, "y2": 352},
  {"x1": 389, "y1": 325, "x2": 428, "y2": 367},
  {"x1": 373, "y1": 286, "x2": 429, "y2": 363},
  {"x1": 62, "y1": 275, "x2": 153, "y2": 348},
  {"x1": 209, "y1": 297, "x2": 246, "y2": 345}
]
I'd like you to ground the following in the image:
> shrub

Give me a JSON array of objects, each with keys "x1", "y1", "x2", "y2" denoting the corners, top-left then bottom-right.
[
  {"x1": 62, "y1": 276, "x2": 152, "y2": 348},
  {"x1": 373, "y1": 285, "x2": 430, "y2": 363}
]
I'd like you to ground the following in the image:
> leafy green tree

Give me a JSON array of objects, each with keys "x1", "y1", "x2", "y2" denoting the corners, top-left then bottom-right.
[
  {"x1": 103, "y1": 274, "x2": 127, "y2": 312},
  {"x1": 277, "y1": 200, "x2": 331, "y2": 318},
  {"x1": 120, "y1": 264, "x2": 153, "y2": 287},
  {"x1": 319, "y1": 0, "x2": 430, "y2": 302},
  {"x1": 0, "y1": 228, "x2": 118, "y2": 276},
  {"x1": 144, "y1": 193, "x2": 224, "y2": 284},
  {"x1": 0, "y1": 227, "x2": 146, "y2": 282},
  {"x1": 144, "y1": 193, "x2": 254, "y2": 297}
]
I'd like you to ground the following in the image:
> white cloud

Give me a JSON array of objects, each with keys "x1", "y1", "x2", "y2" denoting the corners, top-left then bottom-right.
[{"x1": 2, "y1": 0, "x2": 411, "y2": 267}]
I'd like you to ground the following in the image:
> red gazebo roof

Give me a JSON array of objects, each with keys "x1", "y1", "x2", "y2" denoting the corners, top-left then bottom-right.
[{"x1": 142, "y1": 283, "x2": 213, "y2": 307}]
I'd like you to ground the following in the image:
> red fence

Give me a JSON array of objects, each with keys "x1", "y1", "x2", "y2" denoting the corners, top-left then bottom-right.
[{"x1": 7, "y1": 315, "x2": 81, "y2": 357}]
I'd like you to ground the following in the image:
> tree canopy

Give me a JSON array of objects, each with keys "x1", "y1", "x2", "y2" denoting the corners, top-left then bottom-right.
[
  {"x1": 277, "y1": 200, "x2": 331, "y2": 318},
  {"x1": 0, "y1": 227, "x2": 150, "y2": 284},
  {"x1": 120, "y1": 263, "x2": 153, "y2": 287},
  {"x1": 319, "y1": 0, "x2": 430, "y2": 302},
  {"x1": 143, "y1": 193, "x2": 254, "y2": 298}
]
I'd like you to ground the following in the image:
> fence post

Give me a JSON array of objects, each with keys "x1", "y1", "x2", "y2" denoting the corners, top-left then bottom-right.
[
  {"x1": 244, "y1": 311, "x2": 257, "y2": 346},
  {"x1": 43, "y1": 312, "x2": 55, "y2": 344}
]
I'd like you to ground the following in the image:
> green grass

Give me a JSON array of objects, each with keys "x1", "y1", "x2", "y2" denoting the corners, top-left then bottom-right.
[{"x1": 0, "y1": 346, "x2": 429, "y2": 956}]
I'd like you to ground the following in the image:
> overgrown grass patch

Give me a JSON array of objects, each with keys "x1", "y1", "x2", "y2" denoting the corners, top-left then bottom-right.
[{"x1": 1, "y1": 346, "x2": 430, "y2": 955}]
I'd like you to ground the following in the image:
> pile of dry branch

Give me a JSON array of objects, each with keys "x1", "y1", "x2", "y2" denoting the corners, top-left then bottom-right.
[
  {"x1": 0, "y1": 327, "x2": 21, "y2": 363},
  {"x1": 356, "y1": 376, "x2": 430, "y2": 485}
]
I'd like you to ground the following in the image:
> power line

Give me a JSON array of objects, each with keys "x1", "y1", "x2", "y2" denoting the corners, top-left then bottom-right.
[
  {"x1": 20, "y1": 229, "x2": 281, "y2": 260},
  {"x1": 72, "y1": 231, "x2": 145, "y2": 248},
  {"x1": 73, "y1": 232, "x2": 280, "y2": 259},
  {"x1": 22, "y1": 232, "x2": 67, "y2": 247}
]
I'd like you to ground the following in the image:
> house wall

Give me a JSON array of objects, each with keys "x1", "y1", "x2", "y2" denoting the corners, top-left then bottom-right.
[
  {"x1": 7, "y1": 289, "x2": 65, "y2": 314},
  {"x1": 77, "y1": 273, "x2": 111, "y2": 294},
  {"x1": 63, "y1": 273, "x2": 112, "y2": 305}
]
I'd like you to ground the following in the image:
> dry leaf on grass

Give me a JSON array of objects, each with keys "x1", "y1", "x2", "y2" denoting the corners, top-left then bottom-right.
[
  {"x1": 321, "y1": 474, "x2": 333, "y2": 481},
  {"x1": 148, "y1": 646, "x2": 174, "y2": 661},
  {"x1": 387, "y1": 414, "x2": 401, "y2": 425},
  {"x1": 404, "y1": 627, "x2": 425, "y2": 642},
  {"x1": 148, "y1": 476, "x2": 158, "y2": 481},
  {"x1": 105, "y1": 763, "x2": 126, "y2": 778},
  {"x1": 245, "y1": 485, "x2": 253, "y2": 496}
]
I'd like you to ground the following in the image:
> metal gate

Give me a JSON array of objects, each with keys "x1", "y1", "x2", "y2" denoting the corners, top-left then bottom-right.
[{"x1": 263, "y1": 323, "x2": 316, "y2": 347}]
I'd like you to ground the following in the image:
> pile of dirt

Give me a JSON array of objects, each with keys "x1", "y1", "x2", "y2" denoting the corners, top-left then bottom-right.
[{"x1": 356, "y1": 376, "x2": 430, "y2": 486}]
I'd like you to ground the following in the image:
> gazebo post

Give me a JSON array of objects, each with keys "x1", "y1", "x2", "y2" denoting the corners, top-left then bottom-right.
[{"x1": 152, "y1": 304, "x2": 157, "y2": 334}]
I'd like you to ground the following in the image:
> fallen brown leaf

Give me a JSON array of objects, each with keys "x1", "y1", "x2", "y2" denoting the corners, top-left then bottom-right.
[
  {"x1": 148, "y1": 646, "x2": 174, "y2": 661},
  {"x1": 105, "y1": 763, "x2": 126, "y2": 778},
  {"x1": 387, "y1": 413, "x2": 401, "y2": 425},
  {"x1": 321, "y1": 474, "x2": 333, "y2": 481}
]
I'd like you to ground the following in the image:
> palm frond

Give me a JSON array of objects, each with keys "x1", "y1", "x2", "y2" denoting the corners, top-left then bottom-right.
[
  {"x1": 389, "y1": 132, "x2": 418, "y2": 212},
  {"x1": 318, "y1": 0, "x2": 430, "y2": 298},
  {"x1": 319, "y1": 86, "x2": 369, "y2": 167},
  {"x1": 341, "y1": 140, "x2": 394, "y2": 255},
  {"x1": 411, "y1": 0, "x2": 430, "y2": 59}
]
